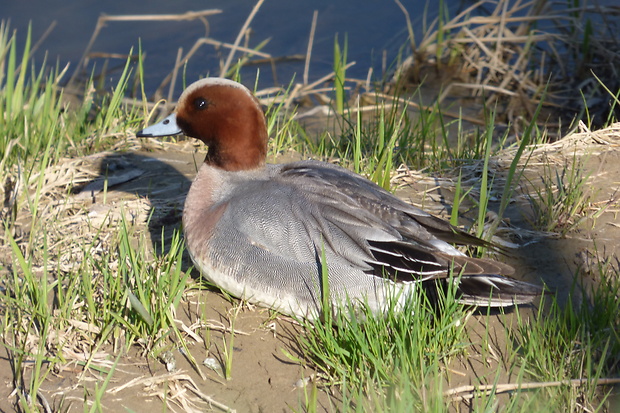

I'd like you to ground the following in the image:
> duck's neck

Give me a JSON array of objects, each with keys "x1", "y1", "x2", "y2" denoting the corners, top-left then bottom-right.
[{"x1": 205, "y1": 110, "x2": 268, "y2": 171}]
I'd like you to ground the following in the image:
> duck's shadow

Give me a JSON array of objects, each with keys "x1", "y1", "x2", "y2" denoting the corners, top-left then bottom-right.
[{"x1": 77, "y1": 149, "x2": 199, "y2": 270}]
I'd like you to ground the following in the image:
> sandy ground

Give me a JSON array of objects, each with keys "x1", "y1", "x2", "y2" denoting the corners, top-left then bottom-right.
[{"x1": 1, "y1": 124, "x2": 619, "y2": 411}]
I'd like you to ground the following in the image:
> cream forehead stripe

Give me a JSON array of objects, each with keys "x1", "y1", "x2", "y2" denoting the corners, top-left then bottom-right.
[{"x1": 179, "y1": 78, "x2": 255, "y2": 102}]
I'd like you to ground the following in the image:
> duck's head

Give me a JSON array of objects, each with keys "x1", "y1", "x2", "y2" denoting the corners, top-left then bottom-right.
[{"x1": 137, "y1": 78, "x2": 268, "y2": 171}]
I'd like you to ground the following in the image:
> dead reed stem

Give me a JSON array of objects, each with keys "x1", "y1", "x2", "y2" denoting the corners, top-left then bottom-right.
[
  {"x1": 304, "y1": 10, "x2": 319, "y2": 86},
  {"x1": 220, "y1": 0, "x2": 266, "y2": 76},
  {"x1": 68, "y1": 10, "x2": 222, "y2": 86},
  {"x1": 445, "y1": 377, "x2": 620, "y2": 402}
]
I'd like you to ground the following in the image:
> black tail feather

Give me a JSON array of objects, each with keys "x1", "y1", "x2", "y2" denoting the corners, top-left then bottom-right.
[{"x1": 428, "y1": 274, "x2": 544, "y2": 308}]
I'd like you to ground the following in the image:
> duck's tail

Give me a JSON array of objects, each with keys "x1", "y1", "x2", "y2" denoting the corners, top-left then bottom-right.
[{"x1": 447, "y1": 274, "x2": 544, "y2": 307}]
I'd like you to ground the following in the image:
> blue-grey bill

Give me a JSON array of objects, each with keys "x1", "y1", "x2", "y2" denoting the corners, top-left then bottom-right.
[{"x1": 136, "y1": 113, "x2": 182, "y2": 137}]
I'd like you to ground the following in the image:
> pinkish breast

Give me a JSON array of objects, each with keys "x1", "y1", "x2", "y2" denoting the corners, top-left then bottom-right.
[{"x1": 183, "y1": 164, "x2": 228, "y2": 256}]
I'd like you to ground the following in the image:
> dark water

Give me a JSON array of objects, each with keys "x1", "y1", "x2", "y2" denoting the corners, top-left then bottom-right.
[
  {"x1": 1, "y1": 0, "x2": 458, "y2": 95},
  {"x1": 2, "y1": 1, "x2": 616, "y2": 97}
]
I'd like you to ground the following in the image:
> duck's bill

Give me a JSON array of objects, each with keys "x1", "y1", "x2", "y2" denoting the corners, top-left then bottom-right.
[{"x1": 136, "y1": 113, "x2": 182, "y2": 137}]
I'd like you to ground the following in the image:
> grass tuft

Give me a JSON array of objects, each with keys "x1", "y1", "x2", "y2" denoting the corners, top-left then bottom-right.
[
  {"x1": 526, "y1": 154, "x2": 593, "y2": 235},
  {"x1": 297, "y1": 276, "x2": 470, "y2": 410},
  {"x1": 511, "y1": 271, "x2": 620, "y2": 411}
]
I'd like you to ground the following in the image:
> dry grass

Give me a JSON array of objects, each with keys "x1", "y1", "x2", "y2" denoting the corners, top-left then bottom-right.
[
  {"x1": 393, "y1": 121, "x2": 620, "y2": 244},
  {"x1": 390, "y1": 0, "x2": 620, "y2": 136}
]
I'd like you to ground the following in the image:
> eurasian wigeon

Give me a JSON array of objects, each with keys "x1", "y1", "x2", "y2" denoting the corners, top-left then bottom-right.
[{"x1": 136, "y1": 77, "x2": 542, "y2": 319}]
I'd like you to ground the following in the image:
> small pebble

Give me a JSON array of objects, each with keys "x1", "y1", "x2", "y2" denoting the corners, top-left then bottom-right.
[
  {"x1": 160, "y1": 351, "x2": 176, "y2": 372},
  {"x1": 203, "y1": 357, "x2": 222, "y2": 372},
  {"x1": 294, "y1": 376, "x2": 311, "y2": 388}
]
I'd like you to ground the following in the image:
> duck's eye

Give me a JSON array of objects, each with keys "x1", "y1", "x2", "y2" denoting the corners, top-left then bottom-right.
[{"x1": 193, "y1": 97, "x2": 209, "y2": 110}]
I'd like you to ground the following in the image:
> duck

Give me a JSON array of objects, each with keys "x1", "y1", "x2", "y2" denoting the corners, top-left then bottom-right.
[{"x1": 136, "y1": 77, "x2": 542, "y2": 319}]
